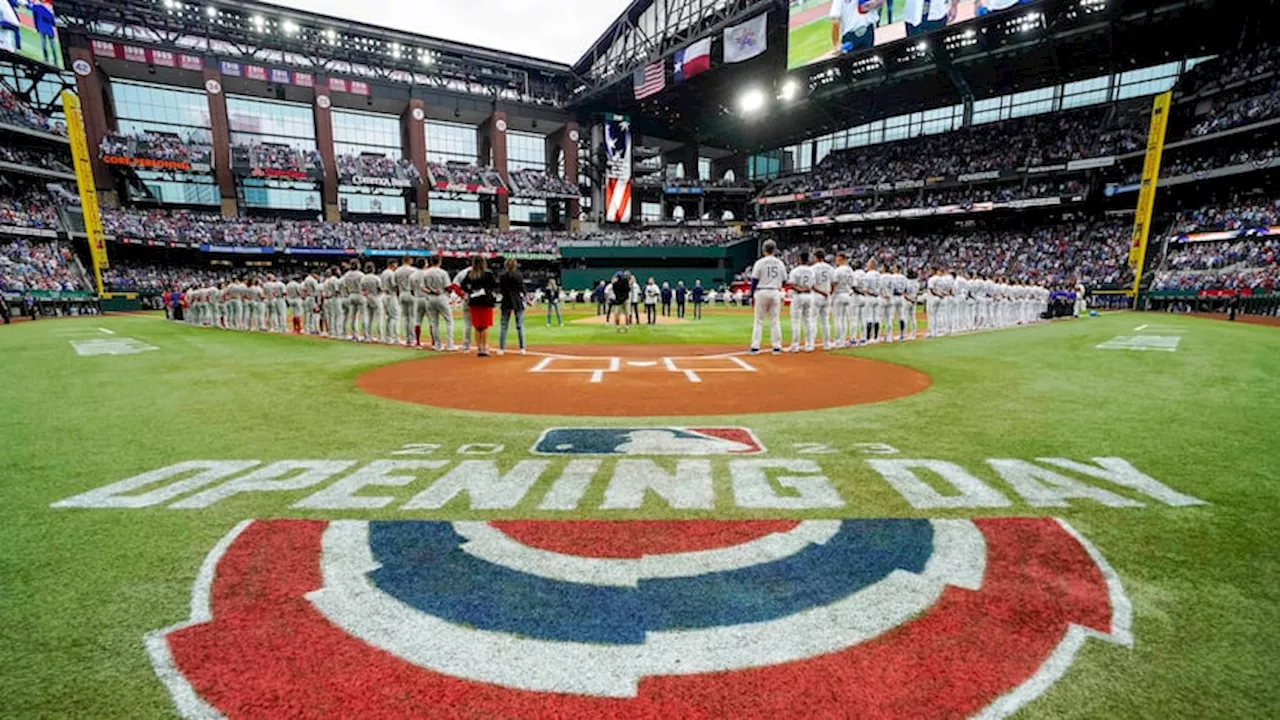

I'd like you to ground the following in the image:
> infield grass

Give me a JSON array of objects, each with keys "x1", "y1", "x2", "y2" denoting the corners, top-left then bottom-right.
[{"x1": 1, "y1": 309, "x2": 1277, "y2": 718}]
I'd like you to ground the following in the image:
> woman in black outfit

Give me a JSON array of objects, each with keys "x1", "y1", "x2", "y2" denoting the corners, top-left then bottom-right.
[
  {"x1": 498, "y1": 257, "x2": 527, "y2": 355},
  {"x1": 459, "y1": 256, "x2": 499, "y2": 357}
]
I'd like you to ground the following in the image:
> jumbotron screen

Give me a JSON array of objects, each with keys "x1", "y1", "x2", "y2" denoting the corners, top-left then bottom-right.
[
  {"x1": 788, "y1": 0, "x2": 1037, "y2": 70},
  {"x1": 0, "y1": 0, "x2": 63, "y2": 69}
]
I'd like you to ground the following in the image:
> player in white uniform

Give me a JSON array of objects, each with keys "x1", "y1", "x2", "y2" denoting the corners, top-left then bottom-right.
[
  {"x1": 421, "y1": 255, "x2": 455, "y2": 351},
  {"x1": 394, "y1": 258, "x2": 418, "y2": 345},
  {"x1": 952, "y1": 272, "x2": 969, "y2": 334},
  {"x1": 905, "y1": 0, "x2": 954, "y2": 37},
  {"x1": 829, "y1": 0, "x2": 882, "y2": 56},
  {"x1": 380, "y1": 261, "x2": 400, "y2": 344},
  {"x1": 1074, "y1": 280, "x2": 1087, "y2": 318},
  {"x1": 301, "y1": 273, "x2": 319, "y2": 335},
  {"x1": 886, "y1": 268, "x2": 907, "y2": 342},
  {"x1": 786, "y1": 251, "x2": 815, "y2": 352},
  {"x1": 271, "y1": 275, "x2": 289, "y2": 332},
  {"x1": 284, "y1": 277, "x2": 302, "y2": 334},
  {"x1": 227, "y1": 279, "x2": 246, "y2": 331},
  {"x1": 748, "y1": 239, "x2": 786, "y2": 354},
  {"x1": 809, "y1": 251, "x2": 836, "y2": 350},
  {"x1": 247, "y1": 279, "x2": 266, "y2": 332},
  {"x1": 832, "y1": 253, "x2": 856, "y2": 348},
  {"x1": 849, "y1": 265, "x2": 867, "y2": 345},
  {"x1": 860, "y1": 261, "x2": 881, "y2": 343},
  {"x1": 452, "y1": 265, "x2": 473, "y2": 351},
  {"x1": 925, "y1": 270, "x2": 943, "y2": 338},
  {"x1": 321, "y1": 268, "x2": 342, "y2": 337}
]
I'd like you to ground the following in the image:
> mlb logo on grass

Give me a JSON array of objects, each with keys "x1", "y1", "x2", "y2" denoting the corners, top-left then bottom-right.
[{"x1": 533, "y1": 427, "x2": 765, "y2": 455}]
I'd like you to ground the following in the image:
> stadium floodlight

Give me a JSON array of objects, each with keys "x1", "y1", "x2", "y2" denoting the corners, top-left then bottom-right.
[
  {"x1": 325, "y1": 28, "x2": 338, "y2": 44},
  {"x1": 916, "y1": 40, "x2": 929, "y2": 51},
  {"x1": 251, "y1": 14, "x2": 265, "y2": 32},
  {"x1": 778, "y1": 78, "x2": 799, "y2": 101},
  {"x1": 390, "y1": 42, "x2": 402, "y2": 59},
  {"x1": 738, "y1": 88, "x2": 766, "y2": 114},
  {"x1": 282, "y1": 19, "x2": 299, "y2": 36},
  {"x1": 205, "y1": 5, "x2": 216, "y2": 18},
  {"x1": 163, "y1": 0, "x2": 176, "y2": 10}
]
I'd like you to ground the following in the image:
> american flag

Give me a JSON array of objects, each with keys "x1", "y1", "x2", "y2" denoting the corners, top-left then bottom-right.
[{"x1": 633, "y1": 60, "x2": 665, "y2": 100}]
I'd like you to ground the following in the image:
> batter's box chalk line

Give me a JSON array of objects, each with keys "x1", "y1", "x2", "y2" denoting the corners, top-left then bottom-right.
[{"x1": 526, "y1": 350, "x2": 756, "y2": 384}]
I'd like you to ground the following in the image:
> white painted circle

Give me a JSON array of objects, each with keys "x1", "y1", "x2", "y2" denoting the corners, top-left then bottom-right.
[
  {"x1": 72, "y1": 59, "x2": 93, "y2": 77},
  {"x1": 204, "y1": 78, "x2": 222, "y2": 95}
]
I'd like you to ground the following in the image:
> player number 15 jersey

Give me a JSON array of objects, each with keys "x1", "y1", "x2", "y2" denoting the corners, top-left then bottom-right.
[{"x1": 751, "y1": 256, "x2": 787, "y2": 291}]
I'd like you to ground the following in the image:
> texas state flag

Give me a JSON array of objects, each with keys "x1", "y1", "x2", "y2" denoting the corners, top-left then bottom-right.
[{"x1": 674, "y1": 37, "x2": 711, "y2": 82}]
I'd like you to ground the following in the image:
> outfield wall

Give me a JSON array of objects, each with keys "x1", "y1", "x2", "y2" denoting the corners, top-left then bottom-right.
[{"x1": 558, "y1": 238, "x2": 758, "y2": 289}]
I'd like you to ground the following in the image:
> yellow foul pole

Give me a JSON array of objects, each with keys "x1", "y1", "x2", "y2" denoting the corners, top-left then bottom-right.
[
  {"x1": 61, "y1": 89, "x2": 109, "y2": 297},
  {"x1": 1128, "y1": 90, "x2": 1172, "y2": 305}
]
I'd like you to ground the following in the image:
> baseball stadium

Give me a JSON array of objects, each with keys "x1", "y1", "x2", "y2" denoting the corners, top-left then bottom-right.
[{"x1": 2, "y1": 0, "x2": 1278, "y2": 718}]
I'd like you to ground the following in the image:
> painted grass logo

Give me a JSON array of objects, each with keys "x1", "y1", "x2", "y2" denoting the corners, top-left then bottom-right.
[
  {"x1": 533, "y1": 427, "x2": 765, "y2": 455},
  {"x1": 148, "y1": 518, "x2": 1131, "y2": 719}
]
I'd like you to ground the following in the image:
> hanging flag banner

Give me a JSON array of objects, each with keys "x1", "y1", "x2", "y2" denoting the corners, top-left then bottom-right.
[
  {"x1": 633, "y1": 60, "x2": 664, "y2": 99},
  {"x1": 674, "y1": 37, "x2": 711, "y2": 82},
  {"x1": 601, "y1": 114, "x2": 632, "y2": 223},
  {"x1": 724, "y1": 13, "x2": 768, "y2": 63}
]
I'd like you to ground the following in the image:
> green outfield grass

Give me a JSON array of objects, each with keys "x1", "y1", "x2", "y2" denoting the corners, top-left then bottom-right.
[{"x1": 1, "y1": 309, "x2": 1278, "y2": 717}]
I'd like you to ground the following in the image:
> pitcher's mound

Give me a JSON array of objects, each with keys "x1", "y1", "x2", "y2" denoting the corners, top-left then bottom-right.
[
  {"x1": 358, "y1": 345, "x2": 931, "y2": 416},
  {"x1": 573, "y1": 315, "x2": 689, "y2": 325}
]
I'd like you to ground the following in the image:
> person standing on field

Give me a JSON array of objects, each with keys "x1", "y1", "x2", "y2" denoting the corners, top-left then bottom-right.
[
  {"x1": 628, "y1": 272, "x2": 642, "y2": 325},
  {"x1": 421, "y1": 255, "x2": 455, "y2": 351},
  {"x1": 341, "y1": 260, "x2": 364, "y2": 341},
  {"x1": 676, "y1": 280, "x2": 688, "y2": 318},
  {"x1": 661, "y1": 281, "x2": 672, "y2": 317},
  {"x1": 395, "y1": 257, "x2": 418, "y2": 346},
  {"x1": 692, "y1": 280, "x2": 705, "y2": 320},
  {"x1": 788, "y1": 252, "x2": 815, "y2": 352},
  {"x1": 498, "y1": 257, "x2": 527, "y2": 355},
  {"x1": 453, "y1": 263, "x2": 475, "y2": 352},
  {"x1": 380, "y1": 260, "x2": 400, "y2": 344},
  {"x1": 748, "y1": 239, "x2": 786, "y2": 355},
  {"x1": 360, "y1": 262, "x2": 381, "y2": 343},
  {"x1": 459, "y1": 255, "x2": 498, "y2": 357},
  {"x1": 644, "y1": 277, "x2": 660, "y2": 325},
  {"x1": 611, "y1": 272, "x2": 632, "y2": 332},
  {"x1": 545, "y1": 277, "x2": 563, "y2": 327}
]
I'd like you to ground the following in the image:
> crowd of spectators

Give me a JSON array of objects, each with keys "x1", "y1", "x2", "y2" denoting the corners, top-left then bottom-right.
[
  {"x1": 99, "y1": 132, "x2": 213, "y2": 166},
  {"x1": 1163, "y1": 237, "x2": 1278, "y2": 271},
  {"x1": 335, "y1": 153, "x2": 421, "y2": 183},
  {"x1": 232, "y1": 142, "x2": 324, "y2": 174},
  {"x1": 1177, "y1": 43, "x2": 1280, "y2": 97},
  {"x1": 1187, "y1": 79, "x2": 1280, "y2": 138},
  {"x1": 758, "y1": 179, "x2": 1086, "y2": 221},
  {"x1": 762, "y1": 218, "x2": 1134, "y2": 288},
  {"x1": 565, "y1": 228, "x2": 742, "y2": 248},
  {"x1": 1140, "y1": 138, "x2": 1280, "y2": 182},
  {"x1": 758, "y1": 105, "x2": 1144, "y2": 198},
  {"x1": 102, "y1": 261, "x2": 234, "y2": 293},
  {"x1": 0, "y1": 240, "x2": 85, "y2": 293},
  {"x1": 425, "y1": 161, "x2": 507, "y2": 191},
  {"x1": 1170, "y1": 195, "x2": 1280, "y2": 234},
  {"x1": 0, "y1": 89, "x2": 65, "y2": 136},
  {"x1": 507, "y1": 168, "x2": 579, "y2": 197},
  {"x1": 1152, "y1": 266, "x2": 1278, "y2": 293},
  {"x1": 0, "y1": 145, "x2": 72, "y2": 173},
  {"x1": 0, "y1": 190, "x2": 60, "y2": 230}
]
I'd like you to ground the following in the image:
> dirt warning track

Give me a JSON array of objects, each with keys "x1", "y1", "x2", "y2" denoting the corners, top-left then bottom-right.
[{"x1": 358, "y1": 345, "x2": 931, "y2": 416}]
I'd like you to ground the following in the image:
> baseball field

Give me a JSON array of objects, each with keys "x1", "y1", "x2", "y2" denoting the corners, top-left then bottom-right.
[{"x1": 2, "y1": 307, "x2": 1277, "y2": 718}]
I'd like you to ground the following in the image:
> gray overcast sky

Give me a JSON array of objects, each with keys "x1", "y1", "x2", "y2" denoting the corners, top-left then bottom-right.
[{"x1": 273, "y1": 0, "x2": 632, "y2": 65}]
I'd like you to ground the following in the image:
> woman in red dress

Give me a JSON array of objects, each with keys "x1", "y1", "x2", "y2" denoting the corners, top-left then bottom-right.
[{"x1": 459, "y1": 255, "x2": 499, "y2": 357}]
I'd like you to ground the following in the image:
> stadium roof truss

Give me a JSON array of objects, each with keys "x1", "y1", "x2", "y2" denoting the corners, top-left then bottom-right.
[
  {"x1": 56, "y1": 0, "x2": 579, "y2": 107},
  {"x1": 569, "y1": 0, "x2": 779, "y2": 105}
]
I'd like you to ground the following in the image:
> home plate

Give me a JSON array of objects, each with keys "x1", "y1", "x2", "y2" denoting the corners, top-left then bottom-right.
[{"x1": 627, "y1": 361, "x2": 658, "y2": 367}]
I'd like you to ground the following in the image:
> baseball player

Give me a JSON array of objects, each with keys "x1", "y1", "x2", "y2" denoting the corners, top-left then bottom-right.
[
  {"x1": 848, "y1": 263, "x2": 867, "y2": 345},
  {"x1": 832, "y1": 253, "x2": 855, "y2": 348},
  {"x1": 452, "y1": 263, "x2": 474, "y2": 351},
  {"x1": 227, "y1": 277, "x2": 246, "y2": 330},
  {"x1": 952, "y1": 271, "x2": 968, "y2": 334},
  {"x1": 270, "y1": 274, "x2": 289, "y2": 332},
  {"x1": 301, "y1": 272, "x2": 319, "y2": 335},
  {"x1": 904, "y1": 274, "x2": 920, "y2": 340},
  {"x1": 925, "y1": 269, "x2": 943, "y2": 338},
  {"x1": 862, "y1": 260, "x2": 883, "y2": 343},
  {"x1": 395, "y1": 257, "x2": 419, "y2": 345},
  {"x1": 830, "y1": 0, "x2": 883, "y2": 56},
  {"x1": 285, "y1": 276, "x2": 302, "y2": 334},
  {"x1": 246, "y1": 278, "x2": 265, "y2": 332},
  {"x1": 888, "y1": 267, "x2": 907, "y2": 342},
  {"x1": 421, "y1": 255, "x2": 454, "y2": 351},
  {"x1": 359, "y1": 262, "x2": 381, "y2": 343},
  {"x1": 322, "y1": 267, "x2": 343, "y2": 338},
  {"x1": 380, "y1": 260, "x2": 400, "y2": 344},
  {"x1": 340, "y1": 261, "x2": 364, "y2": 341},
  {"x1": 748, "y1": 239, "x2": 786, "y2": 355},
  {"x1": 787, "y1": 251, "x2": 815, "y2": 352},
  {"x1": 810, "y1": 251, "x2": 835, "y2": 350}
]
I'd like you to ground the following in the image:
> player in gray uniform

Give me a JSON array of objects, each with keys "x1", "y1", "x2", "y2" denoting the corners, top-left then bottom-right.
[
  {"x1": 395, "y1": 257, "x2": 419, "y2": 346},
  {"x1": 285, "y1": 277, "x2": 302, "y2": 334},
  {"x1": 340, "y1": 261, "x2": 365, "y2": 341},
  {"x1": 262, "y1": 274, "x2": 284, "y2": 332},
  {"x1": 359, "y1": 262, "x2": 382, "y2": 343},
  {"x1": 322, "y1": 267, "x2": 342, "y2": 337},
  {"x1": 380, "y1": 261, "x2": 400, "y2": 344},
  {"x1": 300, "y1": 273, "x2": 318, "y2": 335},
  {"x1": 421, "y1": 255, "x2": 455, "y2": 351},
  {"x1": 245, "y1": 278, "x2": 265, "y2": 331},
  {"x1": 452, "y1": 264, "x2": 473, "y2": 352},
  {"x1": 227, "y1": 279, "x2": 246, "y2": 330},
  {"x1": 786, "y1": 251, "x2": 815, "y2": 353},
  {"x1": 809, "y1": 251, "x2": 836, "y2": 351}
]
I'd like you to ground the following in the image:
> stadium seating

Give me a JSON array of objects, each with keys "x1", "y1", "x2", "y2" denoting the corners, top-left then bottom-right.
[
  {"x1": 0, "y1": 239, "x2": 86, "y2": 292},
  {"x1": 0, "y1": 190, "x2": 60, "y2": 230},
  {"x1": 0, "y1": 145, "x2": 73, "y2": 173},
  {"x1": 0, "y1": 88, "x2": 65, "y2": 136},
  {"x1": 507, "y1": 168, "x2": 579, "y2": 197},
  {"x1": 335, "y1": 153, "x2": 421, "y2": 183},
  {"x1": 99, "y1": 132, "x2": 213, "y2": 168},
  {"x1": 425, "y1": 161, "x2": 507, "y2": 192}
]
